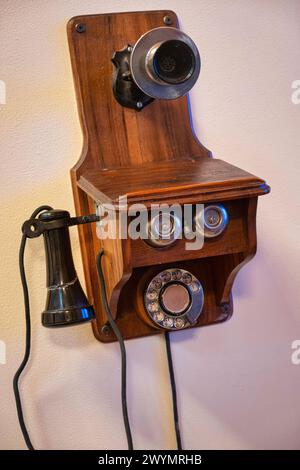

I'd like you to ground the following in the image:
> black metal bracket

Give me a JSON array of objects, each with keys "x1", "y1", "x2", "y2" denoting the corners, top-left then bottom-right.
[
  {"x1": 112, "y1": 45, "x2": 154, "y2": 111},
  {"x1": 22, "y1": 214, "x2": 100, "y2": 238}
]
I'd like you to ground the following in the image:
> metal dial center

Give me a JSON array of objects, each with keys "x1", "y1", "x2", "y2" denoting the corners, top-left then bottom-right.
[{"x1": 161, "y1": 283, "x2": 190, "y2": 314}]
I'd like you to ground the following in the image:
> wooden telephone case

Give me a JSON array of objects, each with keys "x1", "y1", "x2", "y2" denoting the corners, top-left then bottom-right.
[{"x1": 67, "y1": 10, "x2": 270, "y2": 343}]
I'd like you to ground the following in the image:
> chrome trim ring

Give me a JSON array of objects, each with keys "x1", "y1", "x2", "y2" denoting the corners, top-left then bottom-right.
[
  {"x1": 144, "y1": 268, "x2": 204, "y2": 330},
  {"x1": 196, "y1": 204, "x2": 229, "y2": 238},
  {"x1": 130, "y1": 27, "x2": 201, "y2": 100},
  {"x1": 146, "y1": 212, "x2": 182, "y2": 247}
]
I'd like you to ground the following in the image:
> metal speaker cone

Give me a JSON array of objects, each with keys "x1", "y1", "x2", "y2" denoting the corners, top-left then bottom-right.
[
  {"x1": 40, "y1": 209, "x2": 95, "y2": 327},
  {"x1": 130, "y1": 27, "x2": 201, "y2": 100}
]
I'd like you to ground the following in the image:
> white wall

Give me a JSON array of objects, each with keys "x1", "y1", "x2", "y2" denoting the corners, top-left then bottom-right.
[{"x1": 1, "y1": 0, "x2": 300, "y2": 450}]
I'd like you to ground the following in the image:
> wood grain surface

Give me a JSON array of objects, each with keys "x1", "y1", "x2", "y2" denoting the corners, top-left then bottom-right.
[{"x1": 67, "y1": 10, "x2": 269, "y2": 342}]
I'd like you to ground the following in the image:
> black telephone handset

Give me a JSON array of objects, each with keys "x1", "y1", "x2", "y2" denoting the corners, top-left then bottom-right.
[
  {"x1": 14, "y1": 207, "x2": 100, "y2": 450},
  {"x1": 15, "y1": 207, "x2": 181, "y2": 451},
  {"x1": 38, "y1": 209, "x2": 95, "y2": 327},
  {"x1": 21, "y1": 208, "x2": 99, "y2": 327}
]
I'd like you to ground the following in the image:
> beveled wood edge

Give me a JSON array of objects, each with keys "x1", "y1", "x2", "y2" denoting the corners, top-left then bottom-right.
[
  {"x1": 77, "y1": 175, "x2": 270, "y2": 209},
  {"x1": 70, "y1": 172, "x2": 97, "y2": 307}
]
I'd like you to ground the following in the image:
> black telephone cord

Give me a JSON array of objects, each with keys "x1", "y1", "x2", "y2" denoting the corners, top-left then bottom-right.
[
  {"x1": 97, "y1": 250, "x2": 182, "y2": 451},
  {"x1": 14, "y1": 209, "x2": 182, "y2": 451},
  {"x1": 165, "y1": 331, "x2": 182, "y2": 450},
  {"x1": 13, "y1": 205, "x2": 53, "y2": 450},
  {"x1": 96, "y1": 250, "x2": 134, "y2": 450}
]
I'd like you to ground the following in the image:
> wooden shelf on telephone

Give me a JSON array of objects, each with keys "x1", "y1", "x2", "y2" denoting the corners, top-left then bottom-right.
[{"x1": 77, "y1": 157, "x2": 269, "y2": 208}]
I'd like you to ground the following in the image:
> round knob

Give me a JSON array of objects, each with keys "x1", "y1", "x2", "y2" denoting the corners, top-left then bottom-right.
[
  {"x1": 196, "y1": 204, "x2": 229, "y2": 238},
  {"x1": 146, "y1": 212, "x2": 181, "y2": 247}
]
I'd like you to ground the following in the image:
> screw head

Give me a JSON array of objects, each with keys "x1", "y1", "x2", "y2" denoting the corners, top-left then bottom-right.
[
  {"x1": 163, "y1": 15, "x2": 173, "y2": 26},
  {"x1": 136, "y1": 101, "x2": 143, "y2": 109},
  {"x1": 127, "y1": 45, "x2": 133, "y2": 52},
  {"x1": 221, "y1": 303, "x2": 230, "y2": 314},
  {"x1": 101, "y1": 324, "x2": 110, "y2": 336},
  {"x1": 75, "y1": 23, "x2": 86, "y2": 33}
]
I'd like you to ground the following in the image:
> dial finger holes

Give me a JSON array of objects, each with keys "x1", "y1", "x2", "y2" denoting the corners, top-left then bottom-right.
[{"x1": 144, "y1": 268, "x2": 204, "y2": 330}]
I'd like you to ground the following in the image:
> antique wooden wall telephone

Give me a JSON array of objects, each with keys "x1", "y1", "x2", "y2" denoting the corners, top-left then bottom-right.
[{"x1": 14, "y1": 10, "x2": 270, "y2": 450}]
